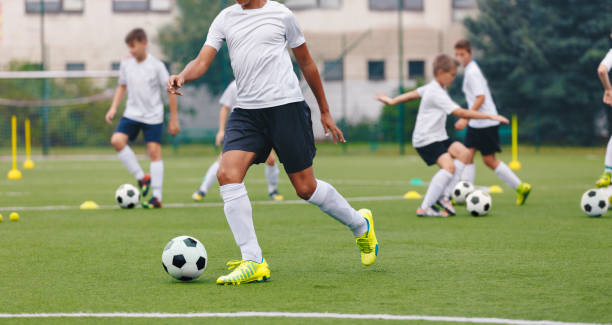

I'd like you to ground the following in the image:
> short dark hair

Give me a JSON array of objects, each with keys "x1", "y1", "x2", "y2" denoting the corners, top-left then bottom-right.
[
  {"x1": 433, "y1": 54, "x2": 459, "y2": 76},
  {"x1": 125, "y1": 28, "x2": 147, "y2": 44},
  {"x1": 454, "y1": 39, "x2": 472, "y2": 53}
]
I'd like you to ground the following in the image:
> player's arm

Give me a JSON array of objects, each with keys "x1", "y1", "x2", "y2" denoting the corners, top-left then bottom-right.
[
  {"x1": 452, "y1": 108, "x2": 508, "y2": 124},
  {"x1": 375, "y1": 90, "x2": 420, "y2": 106},
  {"x1": 167, "y1": 45, "x2": 218, "y2": 96},
  {"x1": 216, "y1": 105, "x2": 230, "y2": 147},
  {"x1": 167, "y1": 93, "x2": 180, "y2": 136},
  {"x1": 598, "y1": 63, "x2": 612, "y2": 107},
  {"x1": 292, "y1": 43, "x2": 345, "y2": 144},
  {"x1": 455, "y1": 95, "x2": 484, "y2": 130},
  {"x1": 105, "y1": 85, "x2": 126, "y2": 125}
]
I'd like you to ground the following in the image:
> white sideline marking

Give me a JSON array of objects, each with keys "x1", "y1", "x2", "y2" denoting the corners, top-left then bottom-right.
[
  {"x1": 0, "y1": 312, "x2": 607, "y2": 324},
  {"x1": 0, "y1": 195, "x2": 405, "y2": 212}
]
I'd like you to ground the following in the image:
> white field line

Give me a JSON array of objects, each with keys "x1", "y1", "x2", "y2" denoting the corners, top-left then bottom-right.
[
  {"x1": 0, "y1": 312, "x2": 608, "y2": 325},
  {"x1": 0, "y1": 195, "x2": 405, "y2": 212}
]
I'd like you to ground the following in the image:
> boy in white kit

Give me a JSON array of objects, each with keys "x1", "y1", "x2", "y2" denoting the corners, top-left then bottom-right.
[
  {"x1": 376, "y1": 54, "x2": 509, "y2": 217},
  {"x1": 192, "y1": 80, "x2": 284, "y2": 202},
  {"x1": 454, "y1": 40, "x2": 531, "y2": 205},
  {"x1": 168, "y1": 0, "x2": 378, "y2": 285},
  {"x1": 595, "y1": 37, "x2": 612, "y2": 188},
  {"x1": 105, "y1": 28, "x2": 180, "y2": 209}
]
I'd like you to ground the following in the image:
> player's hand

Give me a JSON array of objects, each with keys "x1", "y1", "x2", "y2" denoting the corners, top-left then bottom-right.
[
  {"x1": 321, "y1": 111, "x2": 346, "y2": 144},
  {"x1": 493, "y1": 115, "x2": 510, "y2": 125},
  {"x1": 168, "y1": 119, "x2": 181, "y2": 136},
  {"x1": 215, "y1": 131, "x2": 225, "y2": 147},
  {"x1": 167, "y1": 75, "x2": 184, "y2": 96},
  {"x1": 604, "y1": 90, "x2": 612, "y2": 107},
  {"x1": 375, "y1": 93, "x2": 394, "y2": 105},
  {"x1": 105, "y1": 108, "x2": 116, "y2": 125},
  {"x1": 455, "y1": 118, "x2": 468, "y2": 130}
]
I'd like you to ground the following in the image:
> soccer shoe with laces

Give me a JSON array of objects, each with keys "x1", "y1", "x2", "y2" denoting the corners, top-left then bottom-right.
[
  {"x1": 596, "y1": 172, "x2": 611, "y2": 188},
  {"x1": 192, "y1": 190, "x2": 205, "y2": 201},
  {"x1": 516, "y1": 183, "x2": 532, "y2": 206},
  {"x1": 355, "y1": 209, "x2": 378, "y2": 266},
  {"x1": 216, "y1": 259, "x2": 271, "y2": 285},
  {"x1": 269, "y1": 190, "x2": 284, "y2": 201},
  {"x1": 436, "y1": 198, "x2": 456, "y2": 216},
  {"x1": 138, "y1": 174, "x2": 151, "y2": 197},
  {"x1": 416, "y1": 207, "x2": 449, "y2": 217},
  {"x1": 142, "y1": 197, "x2": 162, "y2": 209}
]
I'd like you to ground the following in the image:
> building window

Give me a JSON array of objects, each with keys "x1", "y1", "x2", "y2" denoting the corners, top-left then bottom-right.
[
  {"x1": 452, "y1": 0, "x2": 477, "y2": 9},
  {"x1": 369, "y1": 0, "x2": 423, "y2": 11},
  {"x1": 285, "y1": 0, "x2": 341, "y2": 10},
  {"x1": 368, "y1": 60, "x2": 385, "y2": 81},
  {"x1": 25, "y1": 0, "x2": 84, "y2": 13},
  {"x1": 324, "y1": 59, "x2": 343, "y2": 81},
  {"x1": 66, "y1": 62, "x2": 85, "y2": 71},
  {"x1": 111, "y1": 62, "x2": 121, "y2": 71},
  {"x1": 112, "y1": 0, "x2": 172, "y2": 12},
  {"x1": 408, "y1": 60, "x2": 425, "y2": 79}
]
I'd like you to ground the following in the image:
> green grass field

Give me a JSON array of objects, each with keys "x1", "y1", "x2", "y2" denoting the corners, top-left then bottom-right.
[{"x1": 1, "y1": 145, "x2": 611, "y2": 324}]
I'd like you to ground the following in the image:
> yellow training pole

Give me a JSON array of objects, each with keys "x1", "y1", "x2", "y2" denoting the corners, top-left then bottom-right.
[
  {"x1": 508, "y1": 114, "x2": 522, "y2": 171},
  {"x1": 23, "y1": 118, "x2": 35, "y2": 169},
  {"x1": 7, "y1": 115, "x2": 23, "y2": 180}
]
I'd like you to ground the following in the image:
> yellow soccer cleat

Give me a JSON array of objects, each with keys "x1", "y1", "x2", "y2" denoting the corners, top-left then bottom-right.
[
  {"x1": 269, "y1": 191, "x2": 284, "y2": 201},
  {"x1": 596, "y1": 172, "x2": 611, "y2": 188},
  {"x1": 216, "y1": 259, "x2": 271, "y2": 285},
  {"x1": 192, "y1": 191, "x2": 205, "y2": 202},
  {"x1": 516, "y1": 182, "x2": 532, "y2": 206},
  {"x1": 355, "y1": 209, "x2": 378, "y2": 266}
]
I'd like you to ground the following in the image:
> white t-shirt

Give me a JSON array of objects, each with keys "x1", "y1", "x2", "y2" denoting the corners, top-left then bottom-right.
[
  {"x1": 219, "y1": 80, "x2": 238, "y2": 110},
  {"x1": 119, "y1": 54, "x2": 169, "y2": 125},
  {"x1": 601, "y1": 49, "x2": 612, "y2": 71},
  {"x1": 413, "y1": 80, "x2": 460, "y2": 148},
  {"x1": 204, "y1": 1, "x2": 305, "y2": 109},
  {"x1": 462, "y1": 61, "x2": 499, "y2": 129}
]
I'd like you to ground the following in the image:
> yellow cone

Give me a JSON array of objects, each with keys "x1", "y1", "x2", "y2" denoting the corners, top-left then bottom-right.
[
  {"x1": 23, "y1": 159, "x2": 35, "y2": 170},
  {"x1": 508, "y1": 160, "x2": 522, "y2": 171},
  {"x1": 80, "y1": 201, "x2": 100, "y2": 210},
  {"x1": 488, "y1": 185, "x2": 504, "y2": 194},
  {"x1": 9, "y1": 212, "x2": 19, "y2": 222},
  {"x1": 404, "y1": 191, "x2": 422, "y2": 199},
  {"x1": 0, "y1": 214, "x2": 3, "y2": 223},
  {"x1": 7, "y1": 169, "x2": 22, "y2": 180}
]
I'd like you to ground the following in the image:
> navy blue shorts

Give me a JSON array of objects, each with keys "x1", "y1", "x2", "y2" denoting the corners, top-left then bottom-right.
[
  {"x1": 115, "y1": 117, "x2": 163, "y2": 144},
  {"x1": 223, "y1": 101, "x2": 316, "y2": 174},
  {"x1": 415, "y1": 138, "x2": 457, "y2": 166},
  {"x1": 464, "y1": 125, "x2": 501, "y2": 156}
]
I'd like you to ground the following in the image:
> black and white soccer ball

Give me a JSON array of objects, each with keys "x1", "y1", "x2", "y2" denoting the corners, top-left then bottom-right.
[
  {"x1": 162, "y1": 236, "x2": 208, "y2": 282},
  {"x1": 466, "y1": 190, "x2": 492, "y2": 217},
  {"x1": 451, "y1": 181, "x2": 475, "y2": 204},
  {"x1": 580, "y1": 189, "x2": 608, "y2": 217},
  {"x1": 115, "y1": 184, "x2": 140, "y2": 209}
]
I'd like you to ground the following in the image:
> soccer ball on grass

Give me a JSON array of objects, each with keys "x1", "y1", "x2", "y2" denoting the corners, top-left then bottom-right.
[
  {"x1": 115, "y1": 184, "x2": 140, "y2": 209},
  {"x1": 162, "y1": 236, "x2": 208, "y2": 282}
]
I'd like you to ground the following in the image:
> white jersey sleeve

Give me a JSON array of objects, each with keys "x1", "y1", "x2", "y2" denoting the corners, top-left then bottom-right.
[
  {"x1": 204, "y1": 12, "x2": 226, "y2": 51},
  {"x1": 118, "y1": 60, "x2": 127, "y2": 86},
  {"x1": 416, "y1": 84, "x2": 428, "y2": 97},
  {"x1": 219, "y1": 81, "x2": 238, "y2": 109},
  {"x1": 601, "y1": 49, "x2": 612, "y2": 71},
  {"x1": 283, "y1": 11, "x2": 305, "y2": 49}
]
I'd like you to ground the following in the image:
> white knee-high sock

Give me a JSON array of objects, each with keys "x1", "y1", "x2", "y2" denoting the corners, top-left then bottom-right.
[
  {"x1": 605, "y1": 136, "x2": 612, "y2": 173},
  {"x1": 442, "y1": 160, "x2": 466, "y2": 199},
  {"x1": 494, "y1": 162, "x2": 521, "y2": 190},
  {"x1": 307, "y1": 179, "x2": 367, "y2": 237},
  {"x1": 151, "y1": 160, "x2": 164, "y2": 201},
  {"x1": 265, "y1": 163, "x2": 280, "y2": 194},
  {"x1": 220, "y1": 183, "x2": 262, "y2": 262},
  {"x1": 117, "y1": 146, "x2": 144, "y2": 180},
  {"x1": 461, "y1": 163, "x2": 476, "y2": 184},
  {"x1": 421, "y1": 169, "x2": 453, "y2": 210},
  {"x1": 199, "y1": 161, "x2": 220, "y2": 194}
]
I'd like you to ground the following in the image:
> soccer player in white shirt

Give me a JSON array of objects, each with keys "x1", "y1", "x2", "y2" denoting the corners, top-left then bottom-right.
[
  {"x1": 192, "y1": 80, "x2": 284, "y2": 202},
  {"x1": 595, "y1": 43, "x2": 612, "y2": 187},
  {"x1": 105, "y1": 28, "x2": 180, "y2": 209},
  {"x1": 376, "y1": 54, "x2": 509, "y2": 217},
  {"x1": 167, "y1": 0, "x2": 378, "y2": 285},
  {"x1": 454, "y1": 40, "x2": 531, "y2": 206}
]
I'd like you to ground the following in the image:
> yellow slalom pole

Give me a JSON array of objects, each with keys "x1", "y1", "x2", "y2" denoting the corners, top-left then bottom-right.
[
  {"x1": 23, "y1": 118, "x2": 35, "y2": 169},
  {"x1": 508, "y1": 114, "x2": 522, "y2": 171},
  {"x1": 7, "y1": 115, "x2": 23, "y2": 180}
]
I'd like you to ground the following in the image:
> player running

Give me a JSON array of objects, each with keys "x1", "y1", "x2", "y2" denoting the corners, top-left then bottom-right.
[
  {"x1": 168, "y1": 0, "x2": 378, "y2": 285},
  {"x1": 454, "y1": 40, "x2": 531, "y2": 205},
  {"x1": 595, "y1": 41, "x2": 612, "y2": 187},
  {"x1": 106, "y1": 28, "x2": 180, "y2": 209},
  {"x1": 192, "y1": 80, "x2": 284, "y2": 202},
  {"x1": 376, "y1": 54, "x2": 509, "y2": 217}
]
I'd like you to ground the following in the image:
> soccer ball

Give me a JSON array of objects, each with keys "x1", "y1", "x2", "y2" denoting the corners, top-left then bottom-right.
[
  {"x1": 162, "y1": 236, "x2": 208, "y2": 282},
  {"x1": 466, "y1": 190, "x2": 492, "y2": 217},
  {"x1": 115, "y1": 184, "x2": 140, "y2": 209},
  {"x1": 580, "y1": 189, "x2": 608, "y2": 217},
  {"x1": 451, "y1": 181, "x2": 475, "y2": 204}
]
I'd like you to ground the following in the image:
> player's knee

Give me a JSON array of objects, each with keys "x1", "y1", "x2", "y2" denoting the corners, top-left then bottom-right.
[
  {"x1": 110, "y1": 135, "x2": 126, "y2": 151},
  {"x1": 443, "y1": 164, "x2": 456, "y2": 175},
  {"x1": 217, "y1": 166, "x2": 240, "y2": 185},
  {"x1": 294, "y1": 183, "x2": 316, "y2": 200},
  {"x1": 265, "y1": 155, "x2": 276, "y2": 166}
]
